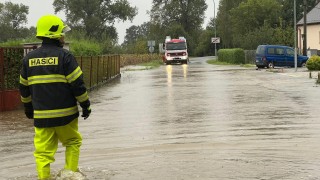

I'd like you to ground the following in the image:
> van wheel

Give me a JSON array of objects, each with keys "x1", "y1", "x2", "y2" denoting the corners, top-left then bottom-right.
[
  {"x1": 300, "y1": 62, "x2": 306, "y2": 67},
  {"x1": 267, "y1": 62, "x2": 274, "y2": 68}
]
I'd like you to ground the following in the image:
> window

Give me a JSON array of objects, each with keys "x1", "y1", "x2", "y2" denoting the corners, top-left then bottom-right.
[
  {"x1": 267, "y1": 48, "x2": 275, "y2": 54},
  {"x1": 166, "y1": 42, "x2": 187, "y2": 50},
  {"x1": 256, "y1": 46, "x2": 265, "y2": 54},
  {"x1": 276, "y1": 48, "x2": 284, "y2": 55},
  {"x1": 286, "y1": 48, "x2": 294, "y2": 56}
]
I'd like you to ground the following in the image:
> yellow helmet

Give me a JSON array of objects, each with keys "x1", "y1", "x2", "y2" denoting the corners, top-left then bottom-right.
[{"x1": 36, "y1": 14, "x2": 71, "y2": 39}]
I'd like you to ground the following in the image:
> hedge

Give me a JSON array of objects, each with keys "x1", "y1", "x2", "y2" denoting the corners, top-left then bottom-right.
[
  {"x1": 217, "y1": 48, "x2": 245, "y2": 64},
  {"x1": 306, "y1": 55, "x2": 320, "y2": 71}
]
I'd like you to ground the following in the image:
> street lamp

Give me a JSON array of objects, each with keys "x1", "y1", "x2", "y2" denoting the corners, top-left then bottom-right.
[
  {"x1": 303, "y1": 0, "x2": 307, "y2": 56},
  {"x1": 294, "y1": 0, "x2": 297, "y2": 71},
  {"x1": 213, "y1": 0, "x2": 217, "y2": 57}
]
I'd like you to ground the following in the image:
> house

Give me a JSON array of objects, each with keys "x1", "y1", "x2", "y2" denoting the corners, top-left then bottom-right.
[{"x1": 297, "y1": 2, "x2": 320, "y2": 56}]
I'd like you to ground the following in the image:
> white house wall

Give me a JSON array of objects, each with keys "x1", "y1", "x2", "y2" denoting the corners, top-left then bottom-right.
[{"x1": 297, "y1": 24, "x2": 320, "y2": 54}]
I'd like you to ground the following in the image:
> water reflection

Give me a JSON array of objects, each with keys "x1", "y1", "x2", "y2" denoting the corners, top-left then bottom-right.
[
  {"x1": 166, "y1": 65, "x2": 172, "y2": 85},
  {"x1": 182, "y1": 64, "x2": 188, "y2": 78},
  {"x1": 166, "y1": 64, "x2": 189, "y2": 84}
]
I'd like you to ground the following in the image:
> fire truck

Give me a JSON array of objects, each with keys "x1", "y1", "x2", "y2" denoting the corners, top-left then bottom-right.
[{"x1": 162, "y1": 36, "x2": 189, "y2": 65}]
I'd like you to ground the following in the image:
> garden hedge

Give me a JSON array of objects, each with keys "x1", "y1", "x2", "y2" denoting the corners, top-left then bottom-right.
[
  {"x1": 306, "y1": 55, "x2": 320, "y2": 71},
  {"x1": 217, "y1": 48, "x2": 245, "y2": 64}
]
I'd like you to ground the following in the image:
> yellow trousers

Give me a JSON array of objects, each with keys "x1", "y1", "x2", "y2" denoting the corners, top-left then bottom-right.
[{"x1": 34, "y1": 118, "x2": 82, "y2": 179}]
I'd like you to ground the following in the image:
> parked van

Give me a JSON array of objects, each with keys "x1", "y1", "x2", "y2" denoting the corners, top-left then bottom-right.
[{"x1": 255, "y1": 45, "x2": 309, "y2": 68}]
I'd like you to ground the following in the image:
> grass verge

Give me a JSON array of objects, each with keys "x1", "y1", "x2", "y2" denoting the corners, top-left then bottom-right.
[
  {"x1": 124, "y1": 60, "x2": 163, "y2": 71},
  {"x1": 207, "y1": 59, "x2": 255, "y2": 68}
]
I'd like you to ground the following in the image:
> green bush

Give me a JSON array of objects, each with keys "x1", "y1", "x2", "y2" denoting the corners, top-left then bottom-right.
[
  {"x1": 2, "y1": 48, "x2": 23, "y2": 89},
  {"x1": 217, "y1": 48, "x2": 245, "y2": 64},
  {"x1": 306, "y1": 55, "x2": 320, "y2": 71},
  {"x1": 69, "y1": 39, "x2": 103, "y2": 56},
  {"x1": 0, "y1": 40, "x2": 23, "y2": 47}
]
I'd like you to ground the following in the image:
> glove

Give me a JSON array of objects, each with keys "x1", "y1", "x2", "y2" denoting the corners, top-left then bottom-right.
[
  {"x1": 24, "y1": 102, "x2": 34, "y2": 119},
  {"x1": 80, "y1": 100, "x2": 91, "y2": 120},
  {"x1": 81, "y1": 106, "x2": 91, "y2": 120}
]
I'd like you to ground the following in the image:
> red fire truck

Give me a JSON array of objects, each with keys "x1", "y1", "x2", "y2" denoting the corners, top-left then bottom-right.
[{"x1": 162, "y1": 36, "x2": 189, "y2": 65}]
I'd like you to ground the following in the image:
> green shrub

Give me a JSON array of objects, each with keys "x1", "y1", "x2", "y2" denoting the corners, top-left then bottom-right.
[
  {"x1": 217, "y1": 48, "x2": 245, "y2": 64},
  {"x1": 2, "y1": 48, "x2": 23, "y2": 89},
  {"x1": 69, "y1": 39, "x2": 103, "y2": 56},
  {"x1": 0, "y1": 40, "x2": 23, "y2": 47},
  {"x1": 306, "y1": 55, "x2": 320, "y2": 71}
]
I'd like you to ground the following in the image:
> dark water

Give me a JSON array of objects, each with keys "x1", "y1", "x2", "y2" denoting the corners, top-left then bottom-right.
[{"x1": 1, "y1": 57, "x2": 320, "y2": 180}]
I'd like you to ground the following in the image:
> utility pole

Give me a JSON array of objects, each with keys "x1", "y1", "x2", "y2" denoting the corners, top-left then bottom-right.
[
  {"x1": 294, "y1": 0, "x2": 297, "y2": 71},
  {"x1": 213, "y1": 0, "x2": 217, "y2": 57},
  {"x1": 303, "y1": 0, "x2": 307, "y2": 56}
]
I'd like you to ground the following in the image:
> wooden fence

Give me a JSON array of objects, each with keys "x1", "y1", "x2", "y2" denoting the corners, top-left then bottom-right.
[
  {"x1": 0, "y1": 46, "x2": 121, "y2": 111},
  {"x1": 76, "y1": 55, "x2": 121, "y2": 91}
]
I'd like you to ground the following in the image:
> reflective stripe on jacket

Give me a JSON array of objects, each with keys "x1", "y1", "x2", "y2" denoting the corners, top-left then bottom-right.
[{"x1": 19, "y1": 39, "x2": 89, "y2": 127}]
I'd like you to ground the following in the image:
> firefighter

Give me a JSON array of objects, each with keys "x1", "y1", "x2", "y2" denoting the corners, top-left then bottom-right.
[{"x1": 19, "y1": 14, "x2": 91, "y2": 180}]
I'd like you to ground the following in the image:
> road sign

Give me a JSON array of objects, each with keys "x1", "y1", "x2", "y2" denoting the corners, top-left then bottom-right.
[
  {"x1": 148, "y1": 40, "x2": 155, "y2": 47},
  {"x1": 149, "y1": 46, "x2": 155, "y2": 53},
  {"x1": 211, "y1": 37, "x2": 220, "y2": 44}
]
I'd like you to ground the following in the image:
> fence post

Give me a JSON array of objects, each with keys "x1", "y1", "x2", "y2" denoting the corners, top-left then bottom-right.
[
  {"x1": 97, "y1": 56, "x2": 100, "y2": 85},
  {"x1": 102, "y1": 56, "x2": 105, "y2": 81},
  {"x1": 90, "y1": 56, "x2": 93, "y2": 88},
  {"x1": 117, "y1": 55, "x2": 120, "y2": 75},
  {"x1": 112, "y1": 55, "x2": 115, "y2": 77},
  {"x1": 108, "y1": 55, "x2": 112, "y2": 79},
  {"x1": 80, "y1": 56, "x2": 83, "y2": 69}
]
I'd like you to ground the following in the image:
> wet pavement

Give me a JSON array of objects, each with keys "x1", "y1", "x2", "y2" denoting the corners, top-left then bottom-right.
[{"x1": 1, "y1": 57, "x2": 320, "y2": 179}]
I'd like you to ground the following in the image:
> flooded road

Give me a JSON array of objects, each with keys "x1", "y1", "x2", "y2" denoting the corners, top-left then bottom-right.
[{"x1": 2, "y1": 57, "x2": 320, "y2": 179}]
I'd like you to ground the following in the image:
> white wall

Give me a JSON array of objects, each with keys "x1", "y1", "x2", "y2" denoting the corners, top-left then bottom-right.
[{"x1": 297, "y1": 24, "x2": 320, "y2": 54}]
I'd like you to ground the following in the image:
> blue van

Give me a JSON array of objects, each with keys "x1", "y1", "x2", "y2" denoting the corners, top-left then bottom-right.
[{"x1": 255, "y1": 45, "x2": 309, "y2": 68}]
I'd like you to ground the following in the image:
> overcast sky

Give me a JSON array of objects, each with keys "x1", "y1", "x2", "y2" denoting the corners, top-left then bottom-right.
[{"x1": 6, "y1": 0, "x2": 219, "y2": 44}]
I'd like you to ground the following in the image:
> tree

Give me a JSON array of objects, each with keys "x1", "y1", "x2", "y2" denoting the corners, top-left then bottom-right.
[
  {"x1": 278, "y1": 0, "x2": 319, "y2": 26},
  {"x1": 0, "y1": 2, "x2": 29, "y2": 42},
  {"x1": 216, "y1": 0, "x2": 245, "y2": 48},
  {"x1": 125, "y1": 38, "x2": 148, "y2": 54},
  {"x1": 53, "y1": 0, "x2": 137, "y2": 42},
  {"x1": 151, "y1": 0, "x2": 207, "y2": 33},
  {"x1": 123, "y1": 22, "x2": 150, "y2": 45},
  {"x1": 230, "y1": 0, "x2": 282, "y2": 41},
  {"x1": 194, "y1": 29, "x2": 215, "y2": 56},
  {"x1": 216, "y1": 0, "x2": 320, "y2": 49},
  {"x1": 149, "y1": 0, "x2": 207, "y2": 55},
  {"x1": 122, "y1": 22, "x2": 152, "y2": 54}
]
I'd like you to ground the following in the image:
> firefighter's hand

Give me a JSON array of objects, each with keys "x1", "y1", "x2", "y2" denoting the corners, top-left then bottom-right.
[
  {"x1": 81, "y1": 107, "x2": 91, "y2": 120},
  {"x1": 24, "y1": 103, "x2": 34, "y2": 119},
  {"x1": 80, "y1": 100, "x2": 91, "y2": 120}
]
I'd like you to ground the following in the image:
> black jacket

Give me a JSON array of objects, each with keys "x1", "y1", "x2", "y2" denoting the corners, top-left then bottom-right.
[{"x1": 19, "y1": 38, "x2": 90, "y2": 127}]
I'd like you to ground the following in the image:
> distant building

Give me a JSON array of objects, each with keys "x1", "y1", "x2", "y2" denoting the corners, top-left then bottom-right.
[{"x1": 297, "y1": 2, "x2": 320, "y2": 56}]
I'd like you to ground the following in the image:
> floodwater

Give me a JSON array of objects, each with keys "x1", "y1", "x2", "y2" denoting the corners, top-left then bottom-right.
[{"x1": 2, "y1": 57, "x2": 320, "y2": 180}]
